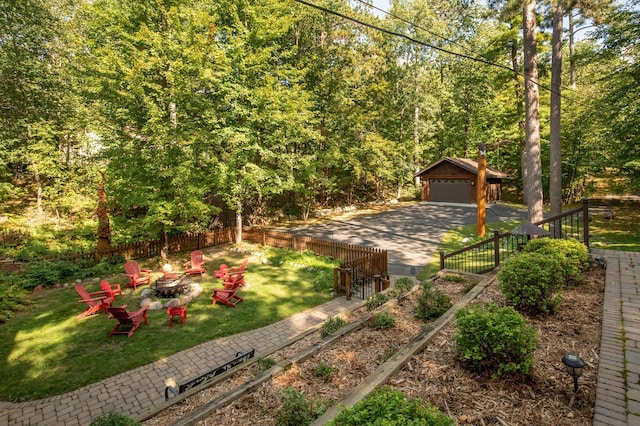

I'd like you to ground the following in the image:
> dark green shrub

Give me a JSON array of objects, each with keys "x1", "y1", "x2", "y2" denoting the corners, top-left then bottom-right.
[
  {"x1": 89, "y1": 412, "x2": 140, "y2": 426},
  {"x1": 321, "y1": 316, "x2": 347, "y2": 338},
  {"x1": 366, "y1": 292, "x2": 389, "y2": 311},
  {"x1": 313, "y1": 363, "x2": 338, "y2": 378},
  {"x1": 498, "y1": 252, "x2": 563, "y2": 314},
  {"x1": 313, "y1": 270, "x2": 333, "y2": 293},
  {"x1": 414, "y1": 282, "x2": 452, "y2": 321},
  {"x1": 0, "y1": 274, "x2": 30, "y2": 322},
  {"x1": 455, "y1": 304, "x2": 539, "y2": 378},
  {"x1": 274, "y1": 387, "x2": 327, "y2": 426},
  {"x1": 24, "y1": 260, "x2": 80, "y2": 289},
  {"x1": 327, "y1": 386, "x2": 454, "y2": 426},
  {"x1": 522, "y1": 238, "x2": 590, "y2": 285},
  {"x1": 393, "y1": 277, "x2": 414, "y2": 295},
  {"x1": 370, "y1": 309, "x2": 396, "y2": 329}
]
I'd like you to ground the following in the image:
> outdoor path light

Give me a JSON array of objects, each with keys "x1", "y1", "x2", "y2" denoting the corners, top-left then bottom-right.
[{"x1": 562, "y1": 354, "x2": 585, "y2": 393}]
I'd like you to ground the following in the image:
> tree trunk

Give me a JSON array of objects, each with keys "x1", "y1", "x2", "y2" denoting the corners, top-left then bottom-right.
[
  {"x1": 550, "y1": 0, "x2": 563, "y2": 216},
  {"x1": 414, "y1": 105, "x2": 421, "y2": 187},
  {"x1": 96, "y1": 171, "x2": 111, "y2": 251},
  {"x1": 569, "y1": 9, "x2": 576, "y2": 89},
  {"x1": 511, "y1": 30, "x2": 528, "y2": 204},
  {"x1": 235, "y1": 202, "x2": 243, "y2": 244},
  {"x1": 523, "y1": 0, "x2": 544, "y2": 222}
]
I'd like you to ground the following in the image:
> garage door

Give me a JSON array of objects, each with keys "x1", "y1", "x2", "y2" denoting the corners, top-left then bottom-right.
[{"x1": 429, "y1": 179, "x2": 470, "y2": 203}]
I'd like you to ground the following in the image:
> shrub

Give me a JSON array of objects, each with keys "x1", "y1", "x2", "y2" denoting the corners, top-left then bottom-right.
[
  {"x1": 254, "y1": 358, "x2": 277, "y2": 375},
  {"x1": 313, "y1": 363, "x2": 338, "y2": 378},
  {"x1": 442, "y1": 274, "x2": 465, "y2": 283},
  {"x1": 89, "y1": 412, "x2": 140, "y2": 426},
  {"x1": 414, "y1": 282, "x2": 452, "y2": 321},
  {"x1": 455, "y1": 304, "x2": 539, "y2": 378},
  {"x1": 274, "y1": 387, "x2": 327, "y2": 426},
  {"x1": 321, "y1": 316, "x2": 347, "y2": 338},
  {"x1": 393, "y1": 277, "x2": 414, "y2": 295},
  {"x1": 522, "y1": 238, "x2": 589, "y2": 285},
  {"x1": 462, "y1": 278, "x2": 479, "y2": 294},
  {"x1": 498, "y1": 252, "x2": 563, "y2": 314},
  {"x1": 366, "y1": 292, "x2": 389, "y2": 311},
  {"x1": 370, "y1": 309, "x2": 396, "y2": 329},
  {"x1": 0, "y1": 275, "x2": 30, "y2": 322},
  {"x1": 313, "y1": 270, "x2": 333, "y2": 293},
  {"x1": 24, "y1": 260, "x2": 80, "y2": 289},
  {"x1": 327, "y1": 386, "x2": 454, "y2": 426}
]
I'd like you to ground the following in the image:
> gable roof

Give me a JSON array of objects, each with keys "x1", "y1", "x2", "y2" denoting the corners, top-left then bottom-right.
[{"x1": 414, "y1": 157, "x2": 508, "y2": 179}]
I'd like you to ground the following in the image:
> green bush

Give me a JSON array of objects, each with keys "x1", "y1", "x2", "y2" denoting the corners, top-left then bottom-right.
[
  {"x1": 370, "y1": 308, "x2": 396, "y2": 329},
  {"x1": 414, "y1": 282, "x2": 452, "y2": 321},
  {"x1": 454, "y1": 304, "x2": 539, "y2": 378},
  {"x1": 24, "y1": 260, "x2": 81, "y2": 289},
  {"x1": 321, "y1": 316, "x2": 347, "y2": 338},
  {"x1": 313, "y1": 363, "x2": 338, "y2": 378},
  {"x1": 522, "y1": 238, "x2": 590, "y2": 285},
  {"x1": 313, "y1": 270, "x2": 333, "y2": 293},
  {"x1": 498, "y1": 252, "x2": 563, "y2": 314},
  {"x1": 0, "y1": 274, "x2": 30, "y2": 322},
  {"x1": 393, "y1": 277, "x2": 414, "y2": 295},
  {"x1": 442, "y1": 274, "x2": 465, "y2": 283},
  {"x1": 327, "y1": 386, "x2": 454, "y2": 426},
  {"x1": 254, "y1": 358, "x2": 277, "y2": 375},
  {"x1": 274, "y1": 387, "x2": 327, "y2": 426},
  {"x1": 89, "y1": 412, "x2": 140, "y2": 426},
  {"x1": 366, "y1": 292, "x2": 389, "y2": 311}
]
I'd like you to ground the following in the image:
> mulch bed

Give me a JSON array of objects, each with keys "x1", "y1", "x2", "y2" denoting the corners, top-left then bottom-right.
[{"x1": 144, "y1": 267, "x2": 604, "y2": 425}]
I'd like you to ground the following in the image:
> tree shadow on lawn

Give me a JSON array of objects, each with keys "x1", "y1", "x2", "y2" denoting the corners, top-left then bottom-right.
[{"x1": 0, "y1": 248, "x2": 336, "y2": 401}]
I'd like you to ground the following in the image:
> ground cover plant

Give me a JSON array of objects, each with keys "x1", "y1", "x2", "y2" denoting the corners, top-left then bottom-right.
[{"x1": 0, "y1": 245, "x2": 340, "y2": 401}]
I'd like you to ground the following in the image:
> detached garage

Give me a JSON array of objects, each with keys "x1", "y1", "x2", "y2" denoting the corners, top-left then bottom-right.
[{"x1": 414, "y1": 157, "x2": 508, "y2": 204}]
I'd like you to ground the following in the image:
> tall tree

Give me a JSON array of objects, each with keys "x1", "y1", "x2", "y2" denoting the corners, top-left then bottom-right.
[
  {"x1": 549, "y1": 0, "x2": 563, "y2": 215},
  {"x1": 522, "y1": 0, "x2": 544, "y2": 221}
]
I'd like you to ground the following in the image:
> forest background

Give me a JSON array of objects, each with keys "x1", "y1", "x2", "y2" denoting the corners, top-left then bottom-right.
[{"x1": 0, "y1": 0, "x2": 638, "y2": 251}]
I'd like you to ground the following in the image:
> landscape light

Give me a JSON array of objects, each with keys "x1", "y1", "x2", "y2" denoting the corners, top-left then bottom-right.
[{"x1": 562, "y1": 354, "x2": 585, "y2": 393}]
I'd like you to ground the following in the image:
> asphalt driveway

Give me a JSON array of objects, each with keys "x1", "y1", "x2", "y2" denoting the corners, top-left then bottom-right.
[{"x1": 281, "y1": 202, "x2": 527, "y2": 277}]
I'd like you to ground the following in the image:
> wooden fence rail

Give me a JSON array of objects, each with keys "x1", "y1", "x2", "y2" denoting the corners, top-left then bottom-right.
[
  {"x1": 8, "y1": 226, "x2": 388, "y2": 301},
  {"x1": 440, "y1": 198, "x2": 590, "y2": 274}
]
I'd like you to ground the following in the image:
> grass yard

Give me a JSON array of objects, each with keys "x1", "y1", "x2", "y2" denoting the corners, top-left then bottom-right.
[{"x1": 0, "y1": 245, "x2": 339, "y2": 401}]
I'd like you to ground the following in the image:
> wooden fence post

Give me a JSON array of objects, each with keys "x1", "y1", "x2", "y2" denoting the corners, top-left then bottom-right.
[
  {"x1": 582, "y1": 198, "x2": 590, "y2": 247},
  {"x1": 493, "y1": 229, "x2": 501, "y2": 268}
]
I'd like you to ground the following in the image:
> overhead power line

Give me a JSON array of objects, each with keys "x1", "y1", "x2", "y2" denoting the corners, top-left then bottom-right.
[{"x1": 292, "y1": 0, "x2": 597, "y2": 111}]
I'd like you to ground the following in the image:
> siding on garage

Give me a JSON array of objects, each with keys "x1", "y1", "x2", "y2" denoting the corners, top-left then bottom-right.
[{"x1": 415, "y1": 157, "x2": 508, "y2": 204}]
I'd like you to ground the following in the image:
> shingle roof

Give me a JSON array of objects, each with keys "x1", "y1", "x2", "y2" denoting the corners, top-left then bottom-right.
[{"x1": 414, "y1": 157, "x2": 509, "y2": 179}]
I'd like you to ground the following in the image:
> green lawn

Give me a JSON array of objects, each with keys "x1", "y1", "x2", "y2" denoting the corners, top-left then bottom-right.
[{"x1": 0, "y1": 245, "x2": 339, "y2": 401}]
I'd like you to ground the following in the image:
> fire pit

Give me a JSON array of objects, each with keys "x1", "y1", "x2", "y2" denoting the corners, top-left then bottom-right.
[{"x1": 152, "y1": 275, "x2": 192, "y2": 298}]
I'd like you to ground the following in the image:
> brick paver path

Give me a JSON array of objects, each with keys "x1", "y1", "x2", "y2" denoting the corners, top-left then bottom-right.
[{"x1": 593, "y1": 249, "x2": 640, "y2": 426}]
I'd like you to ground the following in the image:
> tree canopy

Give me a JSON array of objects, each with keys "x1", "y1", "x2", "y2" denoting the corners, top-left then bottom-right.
[{"x1": 0, "y1": 0, "x2": 636, "y2": 241}]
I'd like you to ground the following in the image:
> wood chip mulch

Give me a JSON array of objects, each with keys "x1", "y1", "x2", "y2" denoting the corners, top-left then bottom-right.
[{"x1": 144, "y1": 267, "x2": 604, "y2": 426}]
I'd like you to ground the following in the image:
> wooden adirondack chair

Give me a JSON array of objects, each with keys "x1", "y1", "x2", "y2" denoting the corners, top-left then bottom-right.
[
  {"x1": 214, "y1": 258, "x2": 248, "y2": 280},
  {"x1": 107, "y1": 305, "x2": 148, "y2": 337},
  {"x1": 212, "y1": 279, "x2": 244, "y2": 308},
  {"x1": 162, "y1": 263, "x2": 180, "y2": 279},
  {"x1": 100, "y1": 280, "x2": 122, "y2": 299},
  {"x1": 222, "y1": 272, "x2": 246, "y2": 289},
  {"x1": 124, "y1": 261, "x2": 151, "y2": 289},
  {"x1": 75, "y1": 284, "x2": 113, "y2": 319},
  {"x1": 183, "y1": 250, "x2": 206, "y2": 276}
]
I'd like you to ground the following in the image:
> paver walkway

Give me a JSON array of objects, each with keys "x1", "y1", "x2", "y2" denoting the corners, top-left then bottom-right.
[{"x1": 593, "y1": 249, "x2": 640, "y2": 426}]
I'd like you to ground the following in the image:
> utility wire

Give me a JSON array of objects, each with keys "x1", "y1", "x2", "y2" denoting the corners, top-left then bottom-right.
[{"x1": 293, "y1": 0, "x2": 597, "y2": 111}]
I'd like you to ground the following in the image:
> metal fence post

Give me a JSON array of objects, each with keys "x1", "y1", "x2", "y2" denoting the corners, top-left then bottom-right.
[{"x1": 439, "y1": 250, "x2": 445, "y2": 271}]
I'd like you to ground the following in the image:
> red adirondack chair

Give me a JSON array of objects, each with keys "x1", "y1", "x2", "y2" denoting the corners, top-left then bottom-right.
[
  {"x1": 222, "y1": 272, "x2": 246, "y2": 289},
  {"x1": 214, "y1": 258, "x2": 248, "y2": 280},
  {"x1": 212, "y1": 279, "x2": 244, "y2": 308},
  {"x1": 100, "y1": 280, "x2": 122, "y2": 299},
  {"x1": 75, "y1": 284, "x2": 113, "y2": 319},
  {"x1": 167, "y1": 305, "x2": 187, "y2": 327},
  {"x1": 107, "y1": 305, "x2": 148, "y2": 337},
  {"x1": 124, "y1": 261, "x2": 151, "y2": 289},
  {"x1": 162, "y1": 263, "x2": 180, "y2": 279},
  {"x1": 183, "y1": 250, "x2": 206, "y2": 276}
]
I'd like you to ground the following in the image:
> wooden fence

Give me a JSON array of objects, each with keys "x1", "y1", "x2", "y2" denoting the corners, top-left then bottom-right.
[
  {"x1": 7, "y1": 226, "x2": 388, "y2": 301},
  {"x1": 439, "y1": 198, "x2": 591, "y2": 274}
]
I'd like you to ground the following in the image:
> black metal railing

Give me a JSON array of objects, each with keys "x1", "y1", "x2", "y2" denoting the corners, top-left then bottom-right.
[{"x1": 440, "y1": 199, "x2": 590, "y2": 274}]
